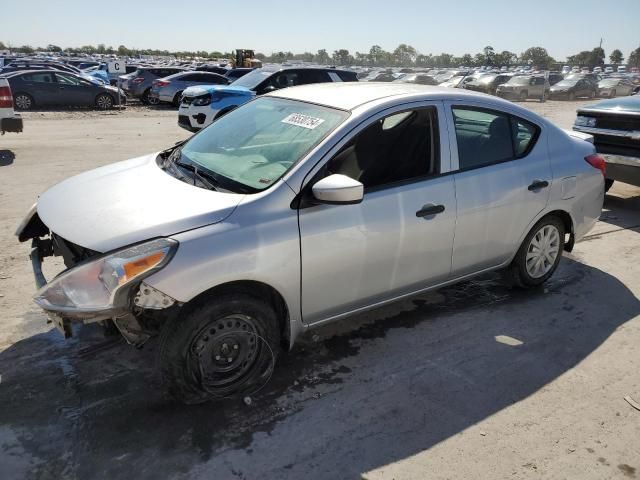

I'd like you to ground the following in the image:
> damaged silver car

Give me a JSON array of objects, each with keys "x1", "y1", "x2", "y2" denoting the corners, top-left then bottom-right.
[{"x1": 17, "y1": 83, "x2": 604, "y2": 403}]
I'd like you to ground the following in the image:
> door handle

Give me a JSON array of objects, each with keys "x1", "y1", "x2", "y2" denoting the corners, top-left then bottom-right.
[
  {"x1": 528, "y1": 180, "x2": 549, "y2": 191},
  {"x1": 416, "y1": 204, "x2": 445, "y2": 218}
]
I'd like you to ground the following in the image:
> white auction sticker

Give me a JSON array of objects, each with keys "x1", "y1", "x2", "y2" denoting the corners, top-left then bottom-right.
[{"x1": 281, "y1": 113, "x2": 325, "y2": 129}]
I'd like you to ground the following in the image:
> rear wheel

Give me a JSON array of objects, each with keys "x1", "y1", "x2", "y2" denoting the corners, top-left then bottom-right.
[
  {"x1": 14, "y1": 93, "x2": 34, "y2": 111},
  {"x1": 159, "y1": 293, "x2": 280, "y2": 404},
  {"x1": 507, "y1": 216, "x2": 565, "y2": 288},
  {"x1": 141, "y1": 88, "x2": 159, "y2": 105},
  {"x1": 95, "y1": 93, "x2": 114, "y2": 109},
  {"x1": 172, "y1": 91, "x2": 183, "y2": 107}
]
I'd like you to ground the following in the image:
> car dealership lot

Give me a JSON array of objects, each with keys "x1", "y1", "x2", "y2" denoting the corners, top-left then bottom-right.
[{"x1": 0, "y1": 100, "x2": 639, "y2": 479}]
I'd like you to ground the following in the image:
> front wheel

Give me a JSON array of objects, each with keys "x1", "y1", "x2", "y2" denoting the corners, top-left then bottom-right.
[
  {"x1": 159, "y1": 293, "x2": 280, "y2": 404},
  {"x1": 95, "y1": 93, "x2": 114, "y2": 109},
  {"x1": 507, "y1": 216, "x2": 565, "y2": 288}
]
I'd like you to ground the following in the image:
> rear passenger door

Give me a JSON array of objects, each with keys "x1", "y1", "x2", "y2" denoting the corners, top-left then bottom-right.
[
  {"x1": 20, "y1": 72, "x2": 59, "y2": 106},
  {"x1": 445, "y1": 103, "x2": 551, "y2": 277}
]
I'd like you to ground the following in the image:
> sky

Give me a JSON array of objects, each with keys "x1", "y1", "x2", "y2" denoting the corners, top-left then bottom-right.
[{"x1": 3, "y1": 0, "x2": 640, "y2": 60}]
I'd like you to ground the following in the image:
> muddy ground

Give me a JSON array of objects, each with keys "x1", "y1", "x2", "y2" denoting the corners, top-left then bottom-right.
[{"x1": 0, "y1": 99, "x2": 639, "y2": 480}]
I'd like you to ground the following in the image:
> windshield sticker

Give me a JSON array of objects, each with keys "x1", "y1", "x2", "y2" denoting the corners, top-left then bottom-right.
[{"x1": 281, "y1": 113, "x2": 325, "y2": 130}]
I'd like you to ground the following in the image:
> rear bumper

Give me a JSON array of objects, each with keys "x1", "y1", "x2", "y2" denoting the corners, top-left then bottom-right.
[
  {"x1": 602, "y1": 154, "x2": 640, "y2": 187},
  {"x1": 1, "y1": 114, "x2": 23, "y2": 133}
]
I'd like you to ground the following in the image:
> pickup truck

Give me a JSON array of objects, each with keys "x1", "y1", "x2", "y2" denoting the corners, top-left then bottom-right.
[
  {"x1": 573, "y1": 96, "x2": 640, "y2": 190},
  {"x1": 0, "y1": 76, "x2": 23, "y2": 134}
]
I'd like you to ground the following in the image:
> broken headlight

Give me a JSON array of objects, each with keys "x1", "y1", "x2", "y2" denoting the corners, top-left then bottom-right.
[{"x1": 34, "y1": 238, "x2": 178, "y2": 313}]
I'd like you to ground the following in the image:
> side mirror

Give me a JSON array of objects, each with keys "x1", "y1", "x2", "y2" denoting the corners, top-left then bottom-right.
[{"x1": 312, "y1": 174, "x2": 363, "y2": 205}]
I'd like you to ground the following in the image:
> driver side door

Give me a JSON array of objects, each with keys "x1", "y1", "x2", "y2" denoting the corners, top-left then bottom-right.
[{"x1": 298, "y1": 102, "x2": 457, "y2": 325}]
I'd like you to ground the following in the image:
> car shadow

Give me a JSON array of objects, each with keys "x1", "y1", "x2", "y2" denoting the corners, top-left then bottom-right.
[
  {"x1": 598, "y1": 187, "x2": 640, "y2": 233},
  {"x1": 0, "y1": 150, "x2": 15, "y2": 166},
  {"x1": 0, "y1": 254, "x2": 638, "y2": 479}
]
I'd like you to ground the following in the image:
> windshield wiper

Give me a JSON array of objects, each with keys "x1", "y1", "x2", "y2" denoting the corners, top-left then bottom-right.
[{"x1": 174, "y1": 160, "x2": 219, "y2": 191}]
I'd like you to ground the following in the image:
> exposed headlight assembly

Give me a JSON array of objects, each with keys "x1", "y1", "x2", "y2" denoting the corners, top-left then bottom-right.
[
  {"x1": 574, "y1": 116, "x2": 597, "y2": 127},
  {"x1": 192, "y1": 94, "x2": 212, "y2": 106},
  {"x1": 34, "y1": 238, "x2": 178, "y2": 314}
]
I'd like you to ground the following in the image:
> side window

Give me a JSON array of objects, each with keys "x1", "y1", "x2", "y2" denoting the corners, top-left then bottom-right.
[
  {"x1": 452, "y1": 107, "x2": 540, "y2": 170},
  {"x1": 327, "y1": 108, "x2": 439, "y2": 190},
  {"x1": 22, "y1": 73, "x2": 55, "y2": 83},
  {"x1": 298, "y1": 70, "x2": 330, "y2": 84},
  {"x1": 55, "y1": 73, "x2": 80, "y2": 85},
  {"x1": 336, "y1": 71, "x2": 358, "y2": 82},
  {"x1": 511, "y1": 117, "x2": 538, "y2": 157}
]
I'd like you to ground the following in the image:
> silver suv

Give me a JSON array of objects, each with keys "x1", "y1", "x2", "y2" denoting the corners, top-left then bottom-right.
[
  {"x1": 496, "y1": 75, "x2": 550, "y2": 101},
  {"x1": 17, "y1": 83, "x2": 604, "y2": 403}
]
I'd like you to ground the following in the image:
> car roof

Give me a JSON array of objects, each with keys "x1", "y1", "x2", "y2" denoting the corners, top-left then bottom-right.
[
  {"x1": 260, "y1": 65, "x2": 353, "y2": 74},
  {"x1": 268, "y1": 82, "x2": 503, "y2": 111}
]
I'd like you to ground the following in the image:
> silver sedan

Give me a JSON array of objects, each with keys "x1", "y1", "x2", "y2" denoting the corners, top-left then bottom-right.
[
  {"x1": 17, "y1": 83, "x2": 604, "y2": 403},
  {"x1": 149, "y1": 71, "x2": 229, "y2": 106}
]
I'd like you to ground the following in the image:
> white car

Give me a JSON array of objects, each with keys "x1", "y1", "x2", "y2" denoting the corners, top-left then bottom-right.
[{"x1": 0, "y1": 75, "x2": 23, "y2": 135}]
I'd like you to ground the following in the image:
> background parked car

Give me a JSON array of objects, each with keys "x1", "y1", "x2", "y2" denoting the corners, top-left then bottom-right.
[
  {"x1": 0, "y1": 75, "x2": 23, "y2": 134},
  {"x1": 195, "y1": 64, "x2": 229, "y2": 75},
  {"x1": 464, "y1": 73, "x2": 512, "y2": 95},
  {"x1": 597, "y1": 77, "x2": 635, "y2": 98},
  {"x1": 496, "y1": 75, "x2": 550, "y2": 101},
  {"x1": 573, "y1": 95, "x2": 640, "y2": 190},
  {"x1": 393, "y1": 73, "x2": 438, "y2": 85},
  {"x1": 224, "y1": 68, "x2": 253, "y2": 82},
  {"x1": 121, "y1": 66, "x2": 185, "y2": 104},
  {"x1": 4, "y1": 70, "x2": 125, "y2": 110},
  {"x1": 178, "y1": 66, "x2": 358, "y2": 131},
  {"x1": 150, "y1": 71, "x2": 229, "y2": 106},
  {"x1": 549, "y1": 78, "x2": 597, "y2": 100}
]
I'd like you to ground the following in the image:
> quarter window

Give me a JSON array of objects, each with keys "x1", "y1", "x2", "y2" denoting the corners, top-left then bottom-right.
[
  {"x1": 452, "y1": 107, "x2": 539, "y2": 170},
  {"x1": 328, "y1": 108, "x2": 439, "y2": 190}
]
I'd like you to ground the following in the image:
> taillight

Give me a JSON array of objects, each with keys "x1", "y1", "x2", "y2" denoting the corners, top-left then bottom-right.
[
  {"x1": 154, "y1": 80, "x2": 170, "y2": 87},
  {"x1": 132, "y1": 77, "x2": 145, "y2": 84},
  {"x1": 0, "y1": 85, "x2": 13, "y2": 109},
  {"x1": 585, "y1": 154, "x2": 606, "y2": 177}
]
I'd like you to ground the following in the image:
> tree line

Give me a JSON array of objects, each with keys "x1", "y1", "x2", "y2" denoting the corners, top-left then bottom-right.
[{"x1": 1, "y1": 40, "x2": 639, "y2": 69}]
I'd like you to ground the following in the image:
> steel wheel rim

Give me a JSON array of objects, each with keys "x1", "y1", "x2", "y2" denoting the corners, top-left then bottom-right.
[
  {"x1": 189, "y1": 314, "x2": 261, "y2": 390},
  {"x1": 16, "y1": 95, "x2": 30, "y2": 109},
  {"x1": 97, "y1": 95, "x2": 112, "y2": 109},
  {"x1": 525, "y1": 224, "x2": 561, "y2": 279}
]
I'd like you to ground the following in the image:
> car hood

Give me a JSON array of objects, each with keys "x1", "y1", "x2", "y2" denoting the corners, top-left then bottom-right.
[
  {"x1": 183, "y1": 84, "x2": 255, "y2": 99},
  {"x1": 580, "y1": 96, "x2": 640, "y2": 113},
  {"x1": 37, "y1": 153, "x2": 244, "y2": 252}
]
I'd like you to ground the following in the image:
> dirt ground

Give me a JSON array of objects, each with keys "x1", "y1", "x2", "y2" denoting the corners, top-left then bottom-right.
[{"x1": 0, "y1": 99, "x2": 639, "y2": 480}]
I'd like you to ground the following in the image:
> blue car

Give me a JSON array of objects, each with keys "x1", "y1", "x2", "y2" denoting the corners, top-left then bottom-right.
[{"x1": 177, "y1": 66, "x2": 358, "y2": 132}]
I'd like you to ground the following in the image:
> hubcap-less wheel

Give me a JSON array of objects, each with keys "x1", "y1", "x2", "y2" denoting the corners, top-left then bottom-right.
[
  {"x1": 96, "y1": 94, "x2": 113, "y2": 109},
  {"x1": 189, "y1": 314, "x2": 263, "y2": 394},
  {"x1": 525, "y1": 225, "x2": 561, "y2": 279},
  {"x1": 15, "y1": 94, "x2": 32, "y2": 110}
]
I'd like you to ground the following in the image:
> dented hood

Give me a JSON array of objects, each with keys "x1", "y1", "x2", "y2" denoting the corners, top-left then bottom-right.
[{"x1": 37, "y1": 153, "x2": 244, "y2": 252}]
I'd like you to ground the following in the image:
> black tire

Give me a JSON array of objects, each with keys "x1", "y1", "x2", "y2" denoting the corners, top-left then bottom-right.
[
  {"x1": 605, "y1": 178, "x2": 614, "y2": 192},
  {"x1": 14, "y1": 92, "x2": 34, "y2": 111},
  {"x1": 172, "y1": 91, "x2": 183, "y2": 107},
  {"x1": 159, "y1": 293, "x2": 280, "y2": 404},
  {"x1": 141, "y1": 88, "x2": 158, "y2": 105},
  {"x1": 519, "y1": 91, "x2": 528, "y2": 102},
  {"x1": 507, "y1": 215, "x2": 565, "y2": 288},
  {"x1": 95, "y1": 93, "x2": 114, "y2": 110}
]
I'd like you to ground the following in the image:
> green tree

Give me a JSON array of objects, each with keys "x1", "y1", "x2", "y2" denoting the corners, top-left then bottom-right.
[
  {"x1": 415, "y1": 53, "x2": 433, "y2": 67},
  {"x1": 332, "y1": 49, "x2": 352, "y2": 66},
  {"x1": 589, "y1": 47, "x2": 605, "y2": 66},
  {"x1": 315, "y1": 49, "x2": 330, "y2": 64},
  {"x1": 369, "y1": 45, "x2": 385, "y2": 66},
  {"x1": 460, "y1": 53, "x2": 474, "y2": 66},
  {"x1": 0, "y1": 41, "x2": 5, "y2": 50},
  {"x1": 494, "y1": 50, "x2": 517, "y2": 67},
  {"x1": 433, "y1": 53, "x2": 454, "y2": 67},
  {"x1": 483, "y1": 45, "x2": 495, "y2": 65},
  {"x1": 392, "y1": 44, "x2": 417, "y2": 66},
  {"x1": 609, "y1": 49, "x2": 624, "y2": 64},
  {"x1": 17, "y1": 45, "x2": 34, "y2": 54},
  {"x1": 629, "y1": 47, "x2": 640, "y2": 68},
  {"x1": 520, "y1": 47, "x2": 555, "y2": 69},
  {"x1": 117, "y1": 45, "x2": 130, "y2": 56},
  {"x1": 46, "y1": 44, "x2": 62, "y2": 52}
]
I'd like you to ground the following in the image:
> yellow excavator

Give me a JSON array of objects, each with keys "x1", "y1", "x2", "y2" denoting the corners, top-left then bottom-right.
[{"x1": 232, "y1": 49, "x2": 262, "y2": 69}]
